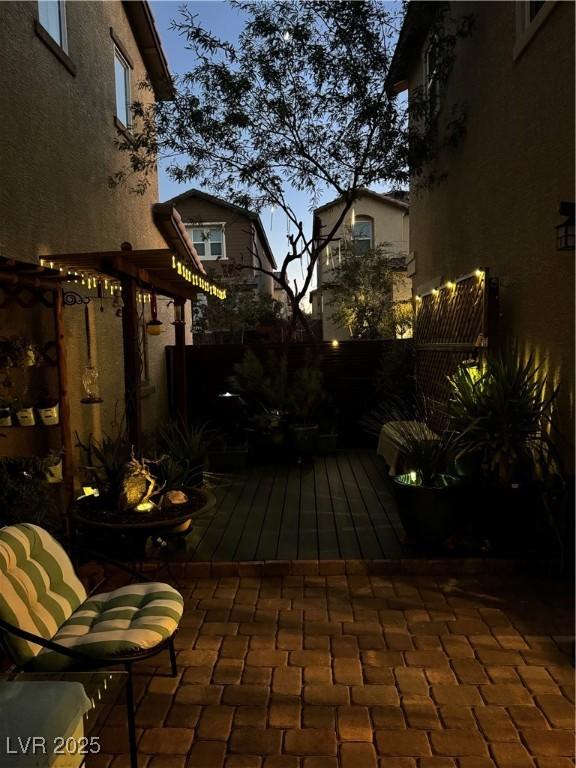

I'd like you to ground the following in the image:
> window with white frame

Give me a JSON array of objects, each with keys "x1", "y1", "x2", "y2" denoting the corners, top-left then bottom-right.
[
  {"x1": 352, "y1": 218, "x2": 373, "y2": 254},
  {"x1": 188, "y1": 224, "x2": 226, "y2": 260},
  {"x1": 324, "y1": 239, "x2": 342, "y2": 267},
  {"x1": 114, "y1": 47, "x2": 132, "y2": 128},
  {"x1": 38, "y1": 0, "x2": 67, "y2": 50}
]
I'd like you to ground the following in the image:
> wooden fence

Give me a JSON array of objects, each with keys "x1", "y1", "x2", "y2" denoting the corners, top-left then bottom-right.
[
  {"x1": 166, "y1": 339, "x2": 414, "y2": 443},
  {"x1": 414, "y1": 269, "x2": 499, "y2": 432}
]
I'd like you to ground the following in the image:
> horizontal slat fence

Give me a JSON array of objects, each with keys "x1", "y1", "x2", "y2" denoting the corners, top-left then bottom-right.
[{"x1": 166, "y1": 340, "x2": 414, "y2": 443}]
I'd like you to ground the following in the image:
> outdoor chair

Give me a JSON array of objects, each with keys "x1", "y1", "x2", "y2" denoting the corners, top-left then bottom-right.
[{"x1": 0, "y1": 523, "x2": 184, "y2": 768}]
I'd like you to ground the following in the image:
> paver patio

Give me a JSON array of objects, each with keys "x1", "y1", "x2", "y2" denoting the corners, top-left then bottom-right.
[
  {"x1": 87, "y1": 566, "x2": 575, "y2": 768},
  {"x1": 184, "y1": 452, "x2": 411, "y2": 562}
]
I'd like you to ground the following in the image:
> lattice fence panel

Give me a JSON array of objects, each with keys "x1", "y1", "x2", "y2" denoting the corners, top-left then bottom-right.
[{"x1": 414, "y1": 271, "x2": 498, "y2": 433}]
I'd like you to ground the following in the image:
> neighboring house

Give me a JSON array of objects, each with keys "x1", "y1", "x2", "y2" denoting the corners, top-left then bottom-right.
[
  {"x1": 386, "y1": 0, "x2": 575, "y2": 460},
  {"x1": 0, "y1": 1, "x2": 208, "y2": 458},
  {"x1": 167, "y1": 189, "x2": 277, "y2": 298},
  {"x1": 312, "y1": 189, "x2": 411, "y2": 341}
]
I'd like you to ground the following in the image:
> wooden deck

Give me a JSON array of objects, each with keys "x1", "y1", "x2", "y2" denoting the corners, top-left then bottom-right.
[{"x1": 182, "y1": 451, "x2": 411, "y2": 561}]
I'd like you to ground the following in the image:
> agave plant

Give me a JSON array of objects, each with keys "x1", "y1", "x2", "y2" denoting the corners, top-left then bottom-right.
[{"x1": 448, "y1": 348, "x2": 559, "y2": 484}]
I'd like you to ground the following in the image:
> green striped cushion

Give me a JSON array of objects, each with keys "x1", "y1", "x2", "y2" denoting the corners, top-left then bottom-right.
[
  {"x1": 0, "y1": 524, "x2": 86, "y2": 665},
  {"x1": 30, "y1": 582, "x2": 183, "y2": 671}
]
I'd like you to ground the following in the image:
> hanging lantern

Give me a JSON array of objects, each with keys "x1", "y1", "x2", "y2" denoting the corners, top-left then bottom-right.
[
  {"x1": 81, "y1": 305, "x2": 103, "y2": 404},
  {"x1": 146, "y1": 291, "x2": 163, "y2": 335}
]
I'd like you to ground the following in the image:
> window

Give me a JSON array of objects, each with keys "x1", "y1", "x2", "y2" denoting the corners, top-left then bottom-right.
[
  {"x1": 528, "y1": 1, "x2": 546, "y2": 22},
  {"x1": 188, "y1": 225, "x2": 226, "y2": 260},
  {"x1": 114, "y1": 48, "x2": 132, "y2": 128},
  {"x1": 514, "y1": 1, "x2": 556, "y2": 60},
  {"x1": 38, "y1": 0, "x2": 67, "y2": 50},
  {"x1": 424, "y1": 36, "x2": 440, "y2": 120},
  {"x1": 324, "y1": 239, "x2": 342, "y2": 267},
  {"x1": 352, "y1": 219, "x2": 373, "y2": 254}
]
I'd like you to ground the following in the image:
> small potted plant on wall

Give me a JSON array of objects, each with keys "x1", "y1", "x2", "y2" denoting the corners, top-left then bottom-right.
[
  {"x1": 37, "y1": 390, "x2": 60, "y2": 426},
  {"x1": 0, "y1": 336, "x2": 39, "y2": 368},
  {"x1": 45, "y1": 449, "x2": 64, "y2": 483},
  {"x1": 0, "y1": 396, "x2": 16, "y2": 427},
  {"x1": 15, "y1": 396, "x2": 36, "y2": 427}
]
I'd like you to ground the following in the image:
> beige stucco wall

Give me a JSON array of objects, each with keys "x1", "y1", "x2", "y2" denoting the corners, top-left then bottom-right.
[
  {"x1": 0, "y1": 2, "x2": 180, "y2": 467},
  {"x1": 172, "y1": 196, "x2": 274, "y2": 296},
  {"x1": 315, "y1": 193, "x2": 410, "y2": 340},
  {"x1": 405, "y1": 1, "x2": 575, "y2": 461},
  {"x1": 0, "y1": 1, "x2": 166, "y2": 262}
]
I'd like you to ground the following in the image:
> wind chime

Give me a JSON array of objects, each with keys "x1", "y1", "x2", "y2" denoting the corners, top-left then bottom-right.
[{"x1": 81, "y1": 304, "x2": 103, "y2": 404}]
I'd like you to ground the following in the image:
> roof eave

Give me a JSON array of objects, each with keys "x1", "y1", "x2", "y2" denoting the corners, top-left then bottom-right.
[
  {"x1": 153, "y1": 202, "x2": 206, "y2": 273},
  {"x1": 123, "y1": 1, "x2": 175, "y2": 101}
]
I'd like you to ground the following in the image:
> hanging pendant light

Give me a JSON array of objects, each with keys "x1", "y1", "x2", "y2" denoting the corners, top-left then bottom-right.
[
  {"x1": 146, "y1": 291, "x2": 163, "y2": 335},
  {"x1": 81, "y1": 305, "x2": 103, "y2": 404}
]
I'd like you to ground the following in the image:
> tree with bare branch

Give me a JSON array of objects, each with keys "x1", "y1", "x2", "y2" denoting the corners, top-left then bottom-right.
[{"x1": 115, "y1": 1, "x2": 469, "y2": 340}]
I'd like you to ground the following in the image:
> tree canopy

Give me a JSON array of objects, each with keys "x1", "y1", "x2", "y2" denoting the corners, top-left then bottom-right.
[
  {"x1": 324, "y1": 244, "x2": 413, "y2": 340},
  {"x1": 117, "y1": 1, "x2": 469, "y2": 338}
]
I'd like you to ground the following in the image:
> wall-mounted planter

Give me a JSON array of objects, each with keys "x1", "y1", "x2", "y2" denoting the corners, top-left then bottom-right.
[
  {"x1": 46, "y1": 459, "x2": 63, "y2": 484},
  {"x1": 0, "y1": 408, "x2": 12, "y2": 427},
  {"x1": 38, "y1": 403, "x2": 59, "y2": 426},
  {"x1": 16, "y1": 407, "x2": 35, "y2": 426}
]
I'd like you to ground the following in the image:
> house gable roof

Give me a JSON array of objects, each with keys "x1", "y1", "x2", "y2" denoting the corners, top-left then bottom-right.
[
  {"x1": 384, "y1": 1, "x2": 446, "y2": 96},
  {"x1": 164, "y1": 188, "x2": 277, "y2": 269},
  {"x1": 314, "y1": 188, "x2": 409, "y2": 216},
  {"x1": 123, "y1": 1, "x2": 174, "y2": 100}
]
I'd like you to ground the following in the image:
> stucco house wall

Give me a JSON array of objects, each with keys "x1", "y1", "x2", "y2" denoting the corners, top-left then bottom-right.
[
  {"x1": 170, "y1": 193, "x2": 275, "y2": 295},
  {"x1": 0, "y1": 1, "x2": 182, "y2": 463},
  {"x1": 0, "y1": 1, "x2": 167, "y2": 263},
  {"x1": 315, "y1": 192, "x2": 410, "y2": 340},
  {"x1": 395, "y1": 0, "x2": 574, "y2": 460}
]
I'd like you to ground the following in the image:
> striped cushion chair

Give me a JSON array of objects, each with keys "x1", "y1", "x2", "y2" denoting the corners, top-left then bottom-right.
[{"x1": 0, "y1": 523, "x2": 184, "y2": 768}]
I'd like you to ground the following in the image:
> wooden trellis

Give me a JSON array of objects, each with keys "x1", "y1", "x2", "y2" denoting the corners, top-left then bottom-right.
[{"x1": 414, "y1": 269, "x2": 499, "y2": 433}]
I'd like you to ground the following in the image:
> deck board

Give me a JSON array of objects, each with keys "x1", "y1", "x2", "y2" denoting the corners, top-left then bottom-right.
[{"x1": 186, "y1": 451, "x2": 410, "y2": 561}]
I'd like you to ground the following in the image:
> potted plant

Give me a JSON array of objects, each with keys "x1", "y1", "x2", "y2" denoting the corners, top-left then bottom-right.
[
  {"x1": 15, "y1": 396, "x2": 36, "y2": 427},
  {"x1": 0, "y1": 456, "x2": 59, "y2": 529},
  {"x1": 448, "y1": 348, "x2": 560, "y2": 554},
  {"x1": 37, "y1": 391, "x2": 60, "y2": 426},
  {"x1": 0, "y1": 396, "x2": 16, "y2": 427},
  {"x1": 0, "y1": 336, "x2": 38, "y2": 368},
  {"x1": 45, "y1": 449, "x2": 64, "y2": 483},
  {"x1": 287, "y1": 363, "x2": 324, "y2": 459},
  {"x1": 388, "y1": 421, "x2": 461, "y2": 549},
  {"x1": 155, "y1": 421, "x2": 210, "y2": 487}
]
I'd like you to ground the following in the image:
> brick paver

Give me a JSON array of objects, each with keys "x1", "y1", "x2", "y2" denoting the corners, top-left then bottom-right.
[{"x1": 89, "y1": 569, "x2": 574, "y2": 768}]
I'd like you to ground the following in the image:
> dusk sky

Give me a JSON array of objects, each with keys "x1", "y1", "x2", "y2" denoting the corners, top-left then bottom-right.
[{"x1": 150, "y1": 1, "x2": 398, "y2": 302}]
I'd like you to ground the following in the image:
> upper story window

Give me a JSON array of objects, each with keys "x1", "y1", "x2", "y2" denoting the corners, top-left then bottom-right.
[
  {"x1": 352, "y1": 218, "x2": 373, "y2": 254},
  {"x1": 38, "y1": 0, "x2": 67, "y2": 50},
  {"x1": 514, "y1": 1, "x2": 556, "y2": 60},
  {"x1": 114, "y1": 47, "x2": 132, "y2": 128},
  {"x1": 188, "y1": 224, "x2": 226, "y2": 260}
]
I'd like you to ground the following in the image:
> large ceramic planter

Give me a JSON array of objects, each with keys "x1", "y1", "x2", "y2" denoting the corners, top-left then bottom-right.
[
  {"x1": 38, "y1": 403, "x2": 59, "y2": 426},
  {"x1": 16, "y1": 407, "x2": 35, "y2": 426},
  {"x1": 393, "y1": 474, "x2": 461, "y2": 548}
]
